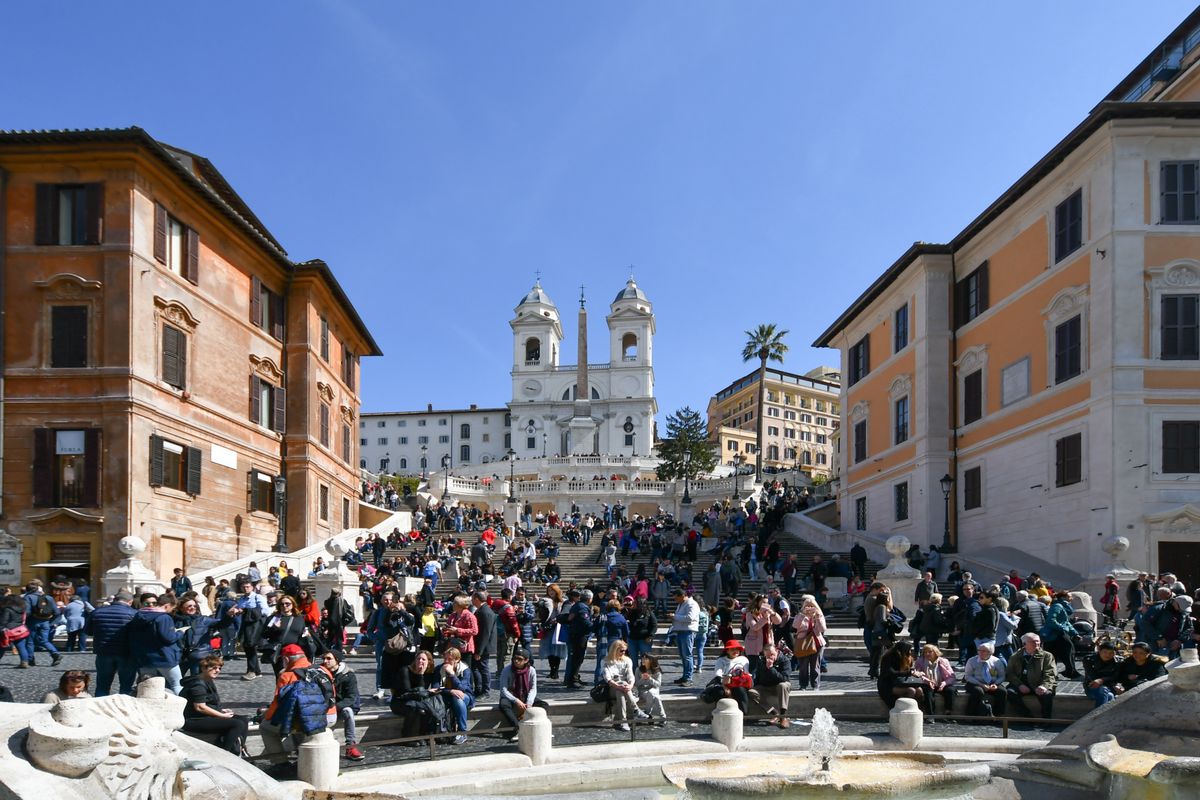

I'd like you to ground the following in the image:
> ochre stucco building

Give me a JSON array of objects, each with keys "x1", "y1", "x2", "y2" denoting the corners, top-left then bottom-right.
[
  {"x1": 0, "y1": 128, "x2": 380, "y2": 587},
  {"x1": 814, "y1": 10, "x2": 1200, "y2": 590}
]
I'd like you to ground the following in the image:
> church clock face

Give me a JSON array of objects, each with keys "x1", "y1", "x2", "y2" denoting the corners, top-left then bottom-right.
[{"x1": 522, "y1": 379, "x2": 541, "y2": 396}]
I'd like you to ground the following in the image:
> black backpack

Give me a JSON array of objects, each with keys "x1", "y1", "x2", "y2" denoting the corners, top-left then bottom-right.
[{"x1": 32, "y1": 595, "x2": 58, "y2": 621}]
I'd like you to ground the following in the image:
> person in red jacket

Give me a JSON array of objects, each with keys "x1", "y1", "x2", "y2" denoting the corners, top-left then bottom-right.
[
  {"x1": 443, "y1": 594, "x2": 478, "y2": 656},
  {"x1": 491, "y1": 589, "x2": 522, "y2": 675}
]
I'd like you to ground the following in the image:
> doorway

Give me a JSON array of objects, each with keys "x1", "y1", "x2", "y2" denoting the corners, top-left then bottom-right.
[{"x1": 1158, "y1": 541, "x2": 1200, "y2": 596}]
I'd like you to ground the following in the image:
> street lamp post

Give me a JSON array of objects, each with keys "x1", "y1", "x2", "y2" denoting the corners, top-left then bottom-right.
[
  {"x1": 731, "y1": 453, "x2": 743, "y2": 502},
  {"x1": 506, "y1": 447, "x2": 517, "y2": 503},
  {"x1": 542, "y1": 432, "x2": 547, "y2": 458},
  {"x1": 940, "y1": 472, "x2": 955, "y2": 553},
  {"x1": 420, "y1": 444, "x2": 428, "y2": 481},
  {"x1": 441, "y1": 454, "x2": 451, "y2": 501},
  {"x1": 381, "y1": 451, "x2": 390, "y2": 475},
  {"x1": 681, "y1": 449, "x2": 692, "y2": 506},
  {"x1": 272, "y1": 474, "x2": 288, "y2": 553}
]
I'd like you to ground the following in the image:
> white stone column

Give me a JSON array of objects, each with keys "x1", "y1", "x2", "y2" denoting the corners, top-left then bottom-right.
[
  {"x1": 297, "y1": 729, "x2": 340, "y2": 789},
  {"x1": 517, "y1": 706, "x2": 553, "y2": 766},
  {"x1": 876, "y1": 535, "x2": 922, "y2": 621},
  {"x1": 889, "y1": 697, "x2": 923, "y2": 748},
  {"x1": 711, "y1": 698, "x2": 743, "y2": 752}
]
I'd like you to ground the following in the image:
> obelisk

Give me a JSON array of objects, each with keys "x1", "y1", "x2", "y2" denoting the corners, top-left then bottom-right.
[{"x1": 569, "y1": 287, "x2": 597, "y2": 455}]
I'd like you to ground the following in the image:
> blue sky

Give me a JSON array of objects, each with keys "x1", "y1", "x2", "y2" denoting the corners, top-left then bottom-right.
[{"x1": 6, "y1": 2, "x2": 1196, "y2": 424}]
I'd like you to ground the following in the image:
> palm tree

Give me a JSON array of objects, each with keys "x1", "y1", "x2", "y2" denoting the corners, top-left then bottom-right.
[{"x1": 742, "y1": 323, "x2": 789, "y2": 482}]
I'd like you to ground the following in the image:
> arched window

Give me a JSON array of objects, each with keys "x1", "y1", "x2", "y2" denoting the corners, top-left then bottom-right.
[
  {"x1": 460, "y1": 423, "x2": 471, "y2": 439},
  {"x1": 621, "y1": 333, "x2": 638, "y2": 361},
  {"x1": 460, "y1": 445, "x2": 471, "y2": 462},
  {"x1": 524, "y1": 338, "x2": 541, "y2": 364},
  {"x1": 561, "y1": 385, "x2": 601, "y2": 400},
  {"x1": 359, "y1": 459, "x2": 366, "y2": 468},
  {"x1": 399, "y1": 458, "x2": 408, "y2": 469}
]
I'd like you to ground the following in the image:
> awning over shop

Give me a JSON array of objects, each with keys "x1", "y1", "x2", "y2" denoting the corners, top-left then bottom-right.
[{"x1": 29, "y1": 561, "x2": 89, "y2": 569}]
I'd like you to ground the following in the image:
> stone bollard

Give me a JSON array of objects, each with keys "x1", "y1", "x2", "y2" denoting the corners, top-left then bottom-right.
[
  {"x1": 889, "y1": 697, "x2": 923, "y2": 748},
  {"x1": 518, "y1": 706, "x2": 553, "y2": 766},
  {"x1": 711, "y1": 698, "x2": 743, "y2": 752},
  {"x1": 297, "y1": 729, "x2": 340, "y2": 789}
]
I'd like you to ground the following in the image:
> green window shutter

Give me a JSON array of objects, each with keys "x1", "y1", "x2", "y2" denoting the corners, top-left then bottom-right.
[
  {"x1": 149, "y1": 435, "x2": 165, "y2": 487},
  {"x1": 186, "y1": 446, "x2": 202, "y2": 495},
  {"x1": 154, "y1": 202, "x2": 167, "y2": 263}
]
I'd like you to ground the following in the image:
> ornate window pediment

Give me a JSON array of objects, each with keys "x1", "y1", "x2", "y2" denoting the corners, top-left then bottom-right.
[
  {"x1": 34, "y1": 273, "x2": 103, "y2": 297},
  {"x1": 317, "y1": 381, "x2": 335, "y2": 405},
  {"x1": 955, "y1": 344, "x2": 988, "y2": 372},
  {"x1": 248, "y1": 354, "x2": 282, "y2": 384},
  {"x1": 888, "y1": 374, "x2": 912, "y2": 401},
  {"x1": 153, "y1": 296, "x2": 199, "y2": 333},
  {"x1": 849, "y1": 400, "x2": 870, "y2": 424},
  {"x1": 1146, "y1": 503, "x2": 1200, "y2": 536},
  {"x1": 340, "y1": 403, "x2": 356, "y2": 424}
]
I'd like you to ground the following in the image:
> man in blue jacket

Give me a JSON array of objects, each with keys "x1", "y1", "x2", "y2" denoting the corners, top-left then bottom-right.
[
  {"x1": 85, "y1": 590, "x2": 137, "y2": 696},
  {"x1": 127, "y1": 594, "x2": 185, "y2": 694}
]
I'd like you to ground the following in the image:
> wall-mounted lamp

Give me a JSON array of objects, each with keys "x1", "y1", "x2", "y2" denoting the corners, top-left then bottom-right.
[{"x1": 1095, "y1": 248, "x2": 1107, "y2": 259}]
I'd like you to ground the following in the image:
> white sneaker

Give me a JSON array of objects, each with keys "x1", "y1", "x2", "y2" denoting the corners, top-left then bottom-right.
[
  {"x1": 453, "y1": 734, "x2": 467, "y2": 745},
  {"x1": 635, "y1": 710, "x2": 650, "y2": 719},
  {"x1": 615, "y1": 723, "x2": 630, "y2": 731},
  {"x1": 349, "y1": 649, "x2": 358, "y2": 656},
  {"x1": 374, "y1": 689, "x2": 386, "y2": 700}
]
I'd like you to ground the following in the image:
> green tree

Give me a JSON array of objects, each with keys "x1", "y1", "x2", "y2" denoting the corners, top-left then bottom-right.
[
  {"x1": 742, "y1": 323, "x2": 789, "y2": 481},
  {"x1": 656, "y1": 406, "x2": 717, "y2": 481}
]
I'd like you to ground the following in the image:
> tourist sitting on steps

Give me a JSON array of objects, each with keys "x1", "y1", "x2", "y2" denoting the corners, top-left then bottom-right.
[
  {"x1": 701, "y1": 640, "x2": 752, "y2": 713},
  {"x1": 497, "y1": 648, "x2": 538, "y2": 741},
  {"x1": 964, "y1": 642, "x2": 1007, "y2": 717},
  {"x1": 439, "y1": 646, "x2": 475, "y2": 745},
  {"x1": 260, "y1": 644, "x2": 336, "y2": 762},
  {"x1": 391, "y1": 650, "x2": 445, "y2": 745},
  {"x1": 42, "y1": 669, "x2": 91, "y2": 703},
  {"x1": 634, "y1": 654, "x2": 666, "y2": 724},
  {"x1": 751, "y1": 643, "x2": 791, "y2": 728},
  {"x1": 1082, "y1": 641, "x2": 1124, "y2": 708},
  {"x1": 1006, "y1": 633, "x2": 1058, "y2": 719},
  {"x1": 1118, "y1": 642, "x2": 1168, "y2": 693},
  {"x1": 322, "y1": 650, "x2": 365, "y2": 761},
  {"x1": 180, "y1": 655, "x2": 249, "y2": 756},
  {"x1": 601, "y1": 640, "x2": 644, "y2": 732},
  {"x1": 877, "y1": 641, "x2": 933, "y2": 716},
  {"x1": 914, "y1": 644, "x2": 957, "y2": 715}
]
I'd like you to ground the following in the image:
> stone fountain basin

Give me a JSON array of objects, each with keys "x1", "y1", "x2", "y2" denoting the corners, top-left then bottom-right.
[{"x1": 667, "y1": 753, "x2": 991, "y2": 799}]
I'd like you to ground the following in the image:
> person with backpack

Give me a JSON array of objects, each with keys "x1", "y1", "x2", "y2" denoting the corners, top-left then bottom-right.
[
  {"x1": 23, "y1": 582, "x2": 62, "y2": 667},
  {"x1": 261, "y1": 644, "x2": 336, "y2": 762},
  {"x1": 127, "y1": 593, "x2": 186, "y2": 694},
  {"x1": 321, "y1": 650, "x2": 365, "y2": 761}
]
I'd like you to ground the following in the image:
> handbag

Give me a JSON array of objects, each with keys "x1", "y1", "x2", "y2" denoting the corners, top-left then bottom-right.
[
  {"x1": 384, "y1": 626, "x2": 414, "y2": 655},
  {"x1": 794, "y1": 633, "x2": 819, "y2": 658},
  {"x1": 0, "y1": 625, "x2": 29, "y2": 647},
  {"x1": 589, "y1": 682, "x2": 610, "y2": 703}
]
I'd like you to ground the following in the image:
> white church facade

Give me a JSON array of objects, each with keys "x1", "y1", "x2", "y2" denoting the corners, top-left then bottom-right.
[{"x1": 359, "y1": 278, "x2": 658, "y2": 476}]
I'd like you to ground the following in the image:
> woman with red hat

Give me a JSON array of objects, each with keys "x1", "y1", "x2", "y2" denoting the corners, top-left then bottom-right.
[{"x1": 700, "y1": 640, "x2": 753, "y2": 712}]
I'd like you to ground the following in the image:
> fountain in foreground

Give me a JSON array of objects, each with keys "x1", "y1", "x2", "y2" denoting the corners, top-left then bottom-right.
[{"x1": 673, "y1": 707, "x2": 991, "y2": 800}]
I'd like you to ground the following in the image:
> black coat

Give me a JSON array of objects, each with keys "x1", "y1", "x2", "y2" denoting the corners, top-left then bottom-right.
[{"x1": 473, "y1": 602, "x2": 497, "y2": 654}]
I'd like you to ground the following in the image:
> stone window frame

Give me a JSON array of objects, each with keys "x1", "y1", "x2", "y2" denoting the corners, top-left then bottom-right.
[
  {"x1": 1147, "y1": 260, "x2": 1200, "y2": 360},
  {"x1": 1046, "y1": 420, "x2": 1089, "y2": 498},
  {"x1": 1042, "y1": 284, "x2": 1090, "y2": 387},
  {"x1": 889, "y1": 374, "x2": 913, "y2": 446},
  {"x1": 35, "y1": 273, "x2": 103, "y2": 370},
  {"x1": 955, "y1": 344, "x2": 988, "y2": 429},
  {"x1": 154, "y1": 296, "x2": 200, "y2": 394}
]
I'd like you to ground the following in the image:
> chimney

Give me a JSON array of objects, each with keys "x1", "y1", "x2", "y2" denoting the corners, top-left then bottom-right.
[
  {"x1": 427, "y1": 403, "x2": 433, "y2": 412},
  {"x1": 470, "y1": 404, "x2": 477, "y2": 410}
]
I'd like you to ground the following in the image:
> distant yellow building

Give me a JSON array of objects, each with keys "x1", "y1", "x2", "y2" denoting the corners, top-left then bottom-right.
[
  {"x1": 814, "y1": 8, "x2": 1200, "y2": 591},
  {"x1": 706, "y1": 367, "x2": 840, "y2": 477}
]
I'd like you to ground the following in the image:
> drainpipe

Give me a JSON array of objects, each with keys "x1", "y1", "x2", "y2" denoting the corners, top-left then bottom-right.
[
  {"x1": 0, "y1": 166, "x2": 8, "y2": 518},
  {"x1": 947, "y1": 252, "x2": 959, "y2": 553},
  {"x1": 276, "y1": 265, "x2": 294, "y2": 551}
]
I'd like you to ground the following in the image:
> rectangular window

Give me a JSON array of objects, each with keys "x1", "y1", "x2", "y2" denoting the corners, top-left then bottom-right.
[
  {"x1": 894, "y1": 482, "x2": 909, "y2": 522},
  {"x1": 481, "y1": 433, "x2": 489, "y2": 442},
  {"x1": 1161, "y1": 161, "x2": 1199, "y2": 224},
  {"x1": 50, "y1": 305, "x2": 88, "y2": 368},
  {"x1": 249, "y1": 277, "x2": 283, "y2": 340},
  {"x1": 1055, "y1": 315, "x2": 1082, "y2": 383},
  {"x1": 816, "y1": 434, "x2": 827, "y2": 444},
  {"x1": 319, "y1": 484, "x2": 329, "y2": 521},
  {"x1": 342, "y1": 423, "x2": 351, "y2": 463},
  {"x1": 35, "y1": 183, "x2": 103, "y2": 246},
  {"x1": 438, "y1": 419, "x2": 448, "y2": 426},
  {"x1": 418, "y1": 419, "x2": 427, "y2": 427},
  {"x1": 320, "y1": 317, "x2": 330, "y2": 361},
  {"x1": 1054, "y1": 190, "x2": 1083, "y2": 262},
  {"x1": 855, "y1": 497, "x2": 867, "y2": 531},
  {"x1": 377, "y1": 421, "x2": 386, "y2": 427},
  {"x1": 319, "y1": 404, "x2": 331, "y2": 448},
  {"x1": 815, "y1": 401, "x2": 825, "y2": 412},
  {"x1": 248, "y1": 376, "x2": 286, "y2": 432},
  {"x1": 342, "y1": 496, "x2": 350, "y2": 529},
  {"x1": 955, "y1": 262, "x2": 989, "y2": 327},
  {"x1": 894, "y1": 304, "x2": 909, "y2": 352},
  {"x1": 849, "y1": 335, "x2": 870, "y2": 385},
  {"x1": 801, "y1": 414, "x2": 813, "y2": 423},
  {"x1": 963, "y1": 370, "x2": 983, "y2": 425},
  {"x1": 162, "y1": 324, "x2": 187, "y2": 390},
  {"x1": 767, "y1": 426, "x2": 779, "y2": 436},
  {"x1": 963, "y1": 466, "x2": 982, "y2": 509},
  {"x1": 727, "y1": 440, "x2": 738, "y2": 451},
  {"x1": 504, "y1": 432, "x2": 512, "y2": 449},
  {"x1": 460, "y1": 444, "x2": 470, "y2": 462},
  {"x1": 1055, "y1": 432, "x2": 1083, "y2": 487},
  {"x1": 148, "y1": 434, "x2": 201, "y2": 496},
  {"x1": 527, "y1": 436, "x2": 537, "y2": 449},
  {"x1": 894, "y1": 396, "x2": 909, "y2": 445},
  {"x1": 853, "y1": 420, "x2": 867, "y2": 464},
  {"x1": 377, "y1": 437, "x2": 387, "y2": 446},
  {"x1": 152, "y1": 203, "x2": 198, "y2": 283},
  {"x1": 816, "y1": 452, "x2": 827, "y2": 465},
  {"x1": 399, "y1": 436, "x2": 408, "y2": 444},
  {"x1": 398, "y1": 420, "x2": 407, "y2": 427},
  {"x1": 32, "y1": 429, "x2": 101, "y2": 508},
  {"x1": 624, "y1": 434, "x2": 634, "y2": 447},
  {"x1": 1162, "y1": 295, "x2": 1199, "y2": 360},
  {"x1": 438, "y1": 435, "x2": 449, "y2": 444},
  {"x1": 342, "y1": 347, "x2": 356, "y2": 387},
  {"x1": 1163, "y1": 421, "x2": 1200, "y2": 474},
  {"x1": 247, "y1": 469, "x2": 277, "y2": 514},
  {"x1": 418, "y1": 435, "x2": 429, "y2": 444},
  {"x1": 360, "y1": 438, "x2": 367, "y2": 446}
]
